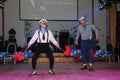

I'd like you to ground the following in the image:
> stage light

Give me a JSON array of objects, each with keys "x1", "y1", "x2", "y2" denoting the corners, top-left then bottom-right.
[
  {"x1": 98, "y1": 2, "x2": 105, "y2": 10},
  {"x1": 98, "y1": 0, "x2": 112, "y2": 10},
  {"x1": 98, "y1": 0, "x2": 105, "y2": 10},
  {"x1": 105, "y1": 3, "x2": 112, "y2": 9}
]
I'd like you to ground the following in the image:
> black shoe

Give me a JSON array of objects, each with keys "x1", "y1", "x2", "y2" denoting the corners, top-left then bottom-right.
[
  {"x1": 89, "y1": 66, "x2": 94, "y2": 71},
  {"x1": 80, "y1": 65, "x2": 87, "y2": 70},
  {"x1": 48, "y1": 69, "x2": 56, "y2": 75},
  {"x1": 29, "y1": 70, "x2": 37, "y2": 76}
]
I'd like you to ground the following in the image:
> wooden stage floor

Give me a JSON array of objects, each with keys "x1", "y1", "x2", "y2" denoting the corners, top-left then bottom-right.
[{"x1": 0, "y1": 62, "x2": 120, "y2": 80}]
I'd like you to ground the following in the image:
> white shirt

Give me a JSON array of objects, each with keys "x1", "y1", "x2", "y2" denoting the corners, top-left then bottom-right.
[{"x1": 28, "y1": 29, "x2": 58, "y2": 46}]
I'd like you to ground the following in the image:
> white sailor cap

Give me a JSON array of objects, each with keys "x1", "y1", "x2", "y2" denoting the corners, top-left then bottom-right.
[
  {"x1": 79, "y1": 16, "x2": 86, "y2": 21},
  {"x1": 39, "y1": 19, "x2": 48, "y2": 24}
]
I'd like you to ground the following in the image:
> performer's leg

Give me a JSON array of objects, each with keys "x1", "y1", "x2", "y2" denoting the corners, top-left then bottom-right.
[
  {"x1": 87, "y1": 40, "x2": 94, "y2": 71},
  {"x1": 48, "y1": 51, "x2": 54, "y2": 69},
  {"x1": 32, "y1": 49, "x2": 40, "y2": 70},
  {"x1": 30, "y1": 45, "x2": 41, "y2": 75},
  {"x1": 80, "y1": 40, "x2": 88, "y2": 70},
  {"x1": 45, "y1": 48, "x2": 55, "y2": 74}
]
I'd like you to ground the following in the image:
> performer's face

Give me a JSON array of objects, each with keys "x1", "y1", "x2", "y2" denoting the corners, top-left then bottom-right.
[
  {"x1": 80, "y1": 19, "x2": 86, "y2": 26},
  {"x1": 39, "y1": 21, "x2": 47, "y2": 28}
]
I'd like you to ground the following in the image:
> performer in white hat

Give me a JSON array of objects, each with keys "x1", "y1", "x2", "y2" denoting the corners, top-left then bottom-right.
[
  {"x1": 76, "y1": 16, "x2": 99, "y2": 71},
  {"x1": 79, "y1": 16, "x2": 86, "y2": 21},
  {"x1": 27, "y1": 19, "x2": 60, "y2": 75},
  {"x1": 39, "y1": 18, "x2": 48, "y2": 24}
]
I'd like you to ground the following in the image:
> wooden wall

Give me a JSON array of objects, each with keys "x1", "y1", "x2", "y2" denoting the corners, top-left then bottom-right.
[{"x1": 109, "y1": 3, "x2": 116, "y2": 47}]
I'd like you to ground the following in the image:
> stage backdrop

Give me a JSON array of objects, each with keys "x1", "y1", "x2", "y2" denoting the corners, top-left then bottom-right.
[{"x1": 20, "y1": 0, "x2": 78, "y2": 20}]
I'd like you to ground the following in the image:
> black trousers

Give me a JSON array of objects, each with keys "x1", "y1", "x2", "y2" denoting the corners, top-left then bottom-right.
[{"x1": 32, "y1": 43, "x2": 54, "y2": 69}]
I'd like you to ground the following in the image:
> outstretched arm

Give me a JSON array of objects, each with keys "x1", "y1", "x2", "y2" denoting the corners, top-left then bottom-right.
[{"x1": 27, "y1": 30, "x2": 38, "y2": 48}]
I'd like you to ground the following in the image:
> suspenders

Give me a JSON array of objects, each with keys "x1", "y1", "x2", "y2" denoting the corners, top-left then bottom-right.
[
  {"x1": 38, "y1": 31, "x2": 41, "y2": 42},
  {"x1": 47, "y1": 31, "x2": 49, "y2": 42},
  {"x1": 38, "y1": 30, "x2": 49, "y2": 43}
]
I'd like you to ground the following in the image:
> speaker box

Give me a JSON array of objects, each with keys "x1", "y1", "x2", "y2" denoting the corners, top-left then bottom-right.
[
  {"x1": 59, "y1": 31, "x2": 69, "y2": 51},
  {"x1": 0, "y1": 36, "x2": 3, "y2": 45},
  {"x1": 116, "y1": 12, "x2": 120, "y2": 48}
]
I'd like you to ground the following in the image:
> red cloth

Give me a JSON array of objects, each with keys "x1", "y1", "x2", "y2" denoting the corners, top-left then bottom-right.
[
  {"x1": 76, "y1": 50, "x2": 80, "y2": 62},
  {"x1": 14, "y1": 51, "x2": 24, "y2": 61},
  {"x1": 89, "y1": 48, "x2": 94, "y2": 59},
  {"x1": 64, "y1": 45, "x2": 71, "y2": 56}
]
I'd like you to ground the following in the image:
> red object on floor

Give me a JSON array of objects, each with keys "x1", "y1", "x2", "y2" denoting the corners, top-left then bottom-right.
[
  {"x1": 90, "y1": 48, "x2": 94, "y2": 59},
  {"x1": 76, "y1": 50, "x2": 80, "y2": 62},
  {"x1": 14, "y1": 51, "x2": 24, "y2": 61},
  {"x1": 64, "y1": 45, "x2": 71, "y2": 56}
]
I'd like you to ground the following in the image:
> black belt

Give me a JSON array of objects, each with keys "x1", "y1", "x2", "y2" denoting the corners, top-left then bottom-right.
[{"x1": 38, "y1": 43, "x2": 49, "y2": 45}]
